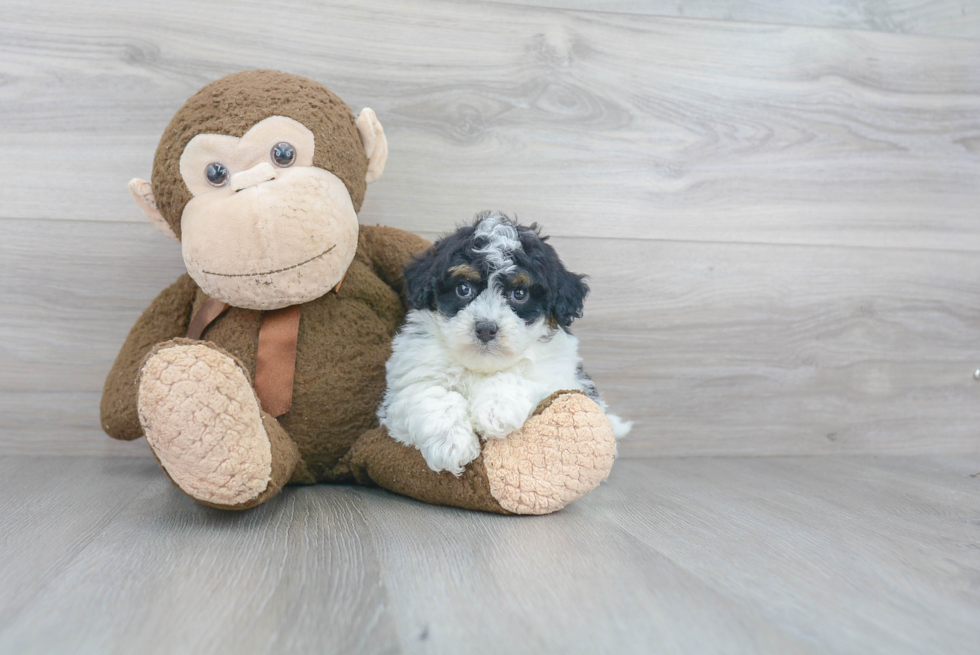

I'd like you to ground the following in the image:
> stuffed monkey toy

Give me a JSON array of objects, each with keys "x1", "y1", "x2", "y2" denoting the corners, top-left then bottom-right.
[{"x1": 101, "y1": 70, "x2": 616, "y2": 514}]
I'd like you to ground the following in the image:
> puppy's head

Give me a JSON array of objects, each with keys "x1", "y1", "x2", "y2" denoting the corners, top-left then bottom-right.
[{"x1": 404, "y1": 211, "x2": 589, "y2": 372}]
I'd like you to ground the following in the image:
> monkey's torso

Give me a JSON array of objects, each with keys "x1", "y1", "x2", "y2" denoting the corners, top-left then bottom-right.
[{"x1": 189, "y1": 242, "x2": 405, "y2": 482}]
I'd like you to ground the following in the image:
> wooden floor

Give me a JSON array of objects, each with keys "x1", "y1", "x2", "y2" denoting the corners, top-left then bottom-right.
[{"x1": 0, "y1": 455, "x2": 977, "y2": 654}]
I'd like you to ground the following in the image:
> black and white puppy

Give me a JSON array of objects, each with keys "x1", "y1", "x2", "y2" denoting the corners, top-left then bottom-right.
[{"x1": 378, "y1": 212, "x2": 632, "y2": 475}]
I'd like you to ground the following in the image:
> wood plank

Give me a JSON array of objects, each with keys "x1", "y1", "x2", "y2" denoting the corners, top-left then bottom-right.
[
  {"x1": 0, "y1": 218, "x2": 186, "y2": 397},
  {"x1": 509, "y1": 0, "x2": 980, "y2": 40},
  {"x1": 3, "y1": 217, "x2": 979, "y2": 456},
  {"x1": 0, "y1": 457, "x2": 164, "y2": 625},
  {"x1": 593, "y1": 456, "x2": 980, "y2": 654},
  {"x1": 0, "y1": 460, "x2": 401, "y2": 654},
  {"x1": 0, "y1": 456, "x2": 977, "y2": 653},
  {"x1": 0, "y1": 392, "x2": 152, "y2": 457},
  {"x1": 572, "y1": 236, "x2": 980, "y2": 456},
  {"x1": 349, "y1": 478, "x2": 816, "y2": 654},
  {"x1": 0, "y1": 0, "x2": 977, "y2": 251}
]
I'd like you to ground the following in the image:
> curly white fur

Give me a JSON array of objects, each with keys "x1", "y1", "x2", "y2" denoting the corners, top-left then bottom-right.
[{"x1": 471, "y1": 211, "x2": 521, "y2": 280}]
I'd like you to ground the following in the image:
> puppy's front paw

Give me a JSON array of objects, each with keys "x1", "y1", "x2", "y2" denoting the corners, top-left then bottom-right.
[
  {"x1": 419, "y1": 423, "x2": 481, "y2": 476},
  {"x1": 470, "y1": 396, "x2": 534, "y2": 441}
]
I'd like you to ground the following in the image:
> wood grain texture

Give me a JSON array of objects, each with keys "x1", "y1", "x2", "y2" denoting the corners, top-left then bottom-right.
[
  {"x1": 0, "y1": 0, "x2": 977, "y2": 251},
  {"x1": 0, "y1": 392, "x2": 151, "y2": 458},
  {"x1": 509, "y1": 0, "x2": 980, "y2": 39},
  {"x1": 0, "y1": 457, "x2": 401, "y2": 655},
  {"x1": 3, "y1": 218, "x2": 979, "y2": 457},
  {"x1": 0, "y1": 456, "x2": 977, "y2": 654},
  {"x1": 0, "y1": 457, "x2": 161, "y2": 626},
  {"x1": 1, "y1": 0, "x2": 978, "y2": 458}
]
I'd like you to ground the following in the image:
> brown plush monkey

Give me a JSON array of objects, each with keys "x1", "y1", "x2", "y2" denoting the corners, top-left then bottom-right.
[{"x1": 101, "y1": 70, "x2": 616, "y2": 514}]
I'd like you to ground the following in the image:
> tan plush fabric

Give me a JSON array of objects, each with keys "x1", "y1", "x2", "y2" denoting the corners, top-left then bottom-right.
[
  {"x1": 482, "y1": 392, "x2": 617, "y2": 515},
  {"x1": 143, "y1": 369, "x2": 303, "y2": 511},
  {"x1": 128, "y1": 178, "x2": 177, "y2": 241},
  {"x1": 178, "y1": 116, "x2": 316, "y2": 195},
  {"x1": 176, "y1": 113, "x2": 360, "y2": 310},
  {"x1": 355, "y1": 108, "x2": 387, "y2": 183},
  {"x1": 180, "y1": 166, "x2": 359, "y2": 310},
  {"x1": 138, "y1": 341, "x2": 275, "y2": 506},
  {"x1": 151, "y1": 70, "x2": 369, "y2": 239}
]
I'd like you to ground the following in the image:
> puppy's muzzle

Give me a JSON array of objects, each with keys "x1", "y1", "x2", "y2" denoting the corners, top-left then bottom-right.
[{"x1": 475, "y1": 321, "x2": 498, "y2": 343}]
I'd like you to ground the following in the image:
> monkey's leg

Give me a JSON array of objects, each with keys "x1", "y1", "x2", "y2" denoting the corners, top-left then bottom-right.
[
  {"x1": 138, "y1": 339, "x2": 301, "y2": 510},
  {"x1": 348, "y1": 391, "x2": 616, "y2": 515}
]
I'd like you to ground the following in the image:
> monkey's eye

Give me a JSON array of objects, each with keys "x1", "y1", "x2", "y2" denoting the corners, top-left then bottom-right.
[
  {"x1": 271, "y1": 142, "x2": 296, "y2": 167},
  {"x1": 205, "y1": 162, "x2": 229, "y2": 187},
  {"x1": 456, "y1": 282, "x2": 474, "y2": 299},
  {"x1": 510, "y1": 288, "x2": 529, "y2": 303}
]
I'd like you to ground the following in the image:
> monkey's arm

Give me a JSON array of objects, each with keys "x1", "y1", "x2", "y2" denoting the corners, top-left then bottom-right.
[
  {"x1": 100, "y1": 274, "x2": 199, "y2": 441},
  {"x1": 356, "y1": 225, "x2": 432, "y2": 298}
]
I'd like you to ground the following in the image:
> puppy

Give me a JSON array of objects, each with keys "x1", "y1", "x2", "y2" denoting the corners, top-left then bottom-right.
[{"x1": 378, "y1": 212, "x2": 632, "y2": 475}]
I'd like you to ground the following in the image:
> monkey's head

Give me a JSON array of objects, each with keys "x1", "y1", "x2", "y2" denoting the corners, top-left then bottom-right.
[{"x1": 129, "y1": 70, "x2": 388, "y2": 310}]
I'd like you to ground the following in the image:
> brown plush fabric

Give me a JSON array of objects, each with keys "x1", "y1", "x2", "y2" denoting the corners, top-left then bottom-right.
[
  {"x1": 101, "y1": 225, "x2": 431, "y2": 482},
  {"x1": 151, "y1": 70, "x2": 369, "y2": 239},
  {"x1": 101, "y1": 274, "x2": 198, "y2": 441},
  {"x1": 347, "y1": 427, "x2": 510, "y2": 515}
]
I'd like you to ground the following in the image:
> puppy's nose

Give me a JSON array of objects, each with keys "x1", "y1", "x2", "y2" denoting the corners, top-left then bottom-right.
[{"x1": 475, "y1": 321, "x2": 498, "y2": 343}]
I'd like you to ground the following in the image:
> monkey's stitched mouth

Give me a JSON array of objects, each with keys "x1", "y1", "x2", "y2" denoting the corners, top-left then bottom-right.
[{"x1": 202, "y1": 245, "x2": 336, "y2": 278}]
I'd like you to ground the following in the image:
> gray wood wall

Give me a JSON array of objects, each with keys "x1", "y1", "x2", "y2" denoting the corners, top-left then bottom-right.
[{"x1": 1, "y1": 0, "x2": 978, "y2": 458}]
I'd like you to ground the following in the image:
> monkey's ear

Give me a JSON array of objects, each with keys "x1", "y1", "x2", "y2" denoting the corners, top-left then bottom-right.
[
  {"x1": 128, "y1": 178, "x2": 178, "y2": 241},
  {"x1": 355, "y1": 108, "x2": 388, "y2": 184}
]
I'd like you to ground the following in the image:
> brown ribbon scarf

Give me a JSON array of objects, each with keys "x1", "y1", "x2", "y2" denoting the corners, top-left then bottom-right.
[{"x1": 185, "y1": 273, "x2": 345, "y2": 418}]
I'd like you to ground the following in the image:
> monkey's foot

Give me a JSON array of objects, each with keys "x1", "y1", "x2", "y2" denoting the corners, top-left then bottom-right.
[
  {"x1": 481, "y1": 391, "x2": 617, "y2": 515},
  {"x1": 137, "y1": 340, "x2": 298, "y2": 510}
]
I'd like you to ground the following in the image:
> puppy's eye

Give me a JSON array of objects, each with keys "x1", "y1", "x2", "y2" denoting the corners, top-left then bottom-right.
[
  {"x1": 510, "y1": 288, "x2": 528, "y2": 303},
  {"x1": 205, "y1": 162, "x2": 230, "y2": 187},
  {"x1": 271, "y1": 142, "x2": 296, "y2": 167},
  {"x1": 456, "y1": 282, "x2": 474, "y2": 299}
]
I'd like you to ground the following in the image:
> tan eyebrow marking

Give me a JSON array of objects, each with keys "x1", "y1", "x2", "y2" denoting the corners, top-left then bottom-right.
[
  {"x1": 511, "y1": 272, "x2": 531, "y2": 286},
  {"x1": 449, "y1": 264, "x2": 481, "y2": 281}
]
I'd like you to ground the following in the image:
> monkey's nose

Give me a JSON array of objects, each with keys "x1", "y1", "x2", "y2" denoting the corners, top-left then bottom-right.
[
  {"x1": 231, "y1": 162, "x2": 278, "y2": 192},
  {"x1": 475, "y1": 321, "x2": 498, "y2": 343}
]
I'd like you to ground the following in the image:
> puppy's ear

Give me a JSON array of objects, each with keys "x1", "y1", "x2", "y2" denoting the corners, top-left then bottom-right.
[
  {"x1": 403, "y1": 246, "x2": 443, "y2": 310},
  {"x1": 522, "y1": 226, "x2": 590, "y2": 328},
  {"x1": 550, "y1": 261, "x2": 589, "y2": 328}
]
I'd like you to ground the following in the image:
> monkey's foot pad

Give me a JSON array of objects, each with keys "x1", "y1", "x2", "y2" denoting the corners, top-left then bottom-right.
[
  {"x1": 138, "y1": 343, "x2": 272, "y2": 507},
  {"x1": 482, "y1": 392, "x2": 617, "y2": 515}
]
